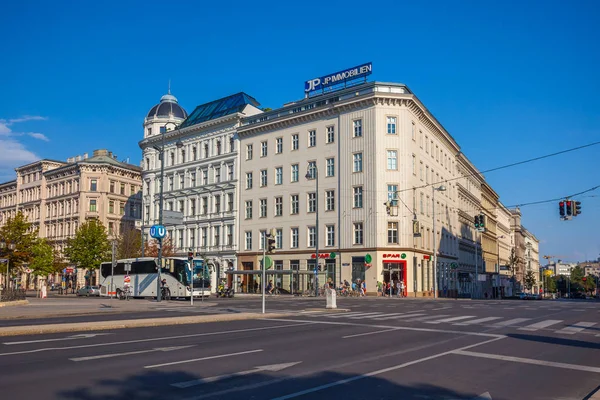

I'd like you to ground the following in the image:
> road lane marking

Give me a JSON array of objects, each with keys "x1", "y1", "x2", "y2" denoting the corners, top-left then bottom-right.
[
  {"x1": 261, "y1": 318, "x2": 504, "y2": 338},
  {"x1": 556, "y1": 322, "x2": 597, "y2": 335},
  {"x1": 453, "y1": 350, "x2": 600, "y2": 373},
  {"x1": 492, "y1": 318, "x2": 531, "y2": 327},
  {"x1": 518, "y1": 319, "x2": 563, "y2": 331},
  {"x1": 0, "y1": 322, "x2": 314, "y2": 357},
  {"x1": 172, "y1": 361, "x2": 301, "y2": 388},
  {"x1": 70, "y1": 345, "x2": 194, "y2": 362},
  {"x1": 426, "y1": 316, "x2": 475, "y2": 324},
  {"x1": 323, "y1": 312, "x2": 377, "y2": 318},
  {"x1": 405, "y1": 314, "x2": 450, "y2": 322},
  {"x1": 342, "y1": 328, "x2": 399, "y2": 339},
  {"x1": 145, "y1": 349, "x2": 263, "y2": 369},
  {"x1": 3, "y1": 333, "x2": 112, "y2": 346},
  {"x1": 269, "y1": 336, "x2": 506, "y2": 399},
  {"x1": 377, "y1": 312, "x2": 426, "y2": 320},
  {"x1": 454, "y1": 317, "x2": 502, "y2": 326}
]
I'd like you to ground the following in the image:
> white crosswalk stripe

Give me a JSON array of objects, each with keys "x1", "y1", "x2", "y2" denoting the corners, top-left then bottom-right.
[
  {"x1": 492, "y1": 318, "x2": 531, "y2": 327},
  {"x1": 426, "y1": 316, "x2": 475, "y2": 324},
  {"x1": 556, "y1": 322, "x2": 597, "y2": 335},
  {"x1": 406, "y1": 314, "x2": 451, "y2": 322},
  {"x1": 348, "y1": 312, "x2": 387, "y2": 319},
  {"x1": 327, "y1": 312, "x2": 383, "y2": 319},
  {"x1": 519, "y1": 320, "x2": 563, "y2": 331},
  {"x1": 377, "y1": 312, "x2": 426, "y2": 320},
  {"x1": 454, "y1": 317, "x2": 503, "y2": 326}
]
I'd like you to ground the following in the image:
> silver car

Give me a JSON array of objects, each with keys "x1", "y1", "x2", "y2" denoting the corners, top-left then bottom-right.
[{"x1": 77, "y1": 286, "x2": 100, "y2": 297}]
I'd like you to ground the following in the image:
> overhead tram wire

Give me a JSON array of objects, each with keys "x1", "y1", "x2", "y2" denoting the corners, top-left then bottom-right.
[{"x1": 396, "y1": 140, "x2": 600, "y2": 195}]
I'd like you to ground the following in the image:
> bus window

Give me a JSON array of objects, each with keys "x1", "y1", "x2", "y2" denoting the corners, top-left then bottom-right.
[
  {"x1": 173, "y1": 259, "x2": 189, "y2": 286},
  {"x1": 193, "y1": 260, "x2": 210, "y2": 289}
]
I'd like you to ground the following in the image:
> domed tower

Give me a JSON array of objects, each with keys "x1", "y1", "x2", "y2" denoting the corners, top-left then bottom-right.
[{"x1": 143, "y1": 89, "x2": 188, "y2": 138}]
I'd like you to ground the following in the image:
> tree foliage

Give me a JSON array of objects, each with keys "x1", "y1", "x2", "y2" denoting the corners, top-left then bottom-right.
[
  {"x1": 145, "y1": 237, "x2": 175, "y2": 257},
  {"x1": 117, "y1": 225, "x2": 142, "y2": 259},
  {"x1": 64, "y1": 219, "x2": 111, "y2": 270},
  {"x1": 507, "y1": 248, "x2": 522, "y2": 276},
  {"x1": 524, "y1": 270, "x2": 537, "y2": 290},
  {"x1": 0, "y1": 211, "x2": 38, "y2": 272},
  {"x1": 29, "y1": 239, "x2": 58, "y2": 277}
]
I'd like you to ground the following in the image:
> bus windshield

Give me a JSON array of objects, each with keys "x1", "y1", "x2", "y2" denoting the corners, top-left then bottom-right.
[{"x1": 188, "y1": 260, "x2": 210, "y2": 289}]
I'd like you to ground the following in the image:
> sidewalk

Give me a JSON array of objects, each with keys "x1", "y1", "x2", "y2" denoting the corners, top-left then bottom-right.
[{"x1": 0, "y1": 296, "x2": 219, "y2": 320}]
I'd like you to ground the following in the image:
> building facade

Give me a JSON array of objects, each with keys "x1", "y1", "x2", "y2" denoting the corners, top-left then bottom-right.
[
  {"x1": 236, "y1": 81, "x2": 514, "y2": 296},
  {"x1": 0, "y1": 150, "x2": 142, "y2": 287},
  {"x1": 139, "y1": 92, "x2": 262, "y2": 282}
]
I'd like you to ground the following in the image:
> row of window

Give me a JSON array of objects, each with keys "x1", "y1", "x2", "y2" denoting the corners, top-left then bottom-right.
[
  {"x1": 244, "y1": 117, "x2": 403, "y2": 160},
  {"x1": 169, "y1": 225, "x2": 235, "y2": 249},
  {"x1": 89, "y1": 199, "x2": 138, "y2": 218},
  {"x1": 47, "y1": 180, "x2": 79, "y2": 198},
  {"x1": 19, "y1": 186, "x2": 41, "y2": 203},
  {"x1": 89, "y1": 180, "x2": 139, "y2": 196},
  {"x1": 45, "y1": 221, "x2": 79, "y2": 238},
  {"x1": 243, "y1": 188, "x2": 365, "y2": 219},
  {"x1": 0, "y1": 194, "x2": 17, "y2": 208},
  {"x1": 145, "y1": 136, "x2": 235, "y2": 170}
]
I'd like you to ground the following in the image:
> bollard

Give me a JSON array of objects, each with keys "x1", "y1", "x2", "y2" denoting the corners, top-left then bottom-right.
[{"x1": 326, "y1": 288, "x2": 337, "y2": 309}]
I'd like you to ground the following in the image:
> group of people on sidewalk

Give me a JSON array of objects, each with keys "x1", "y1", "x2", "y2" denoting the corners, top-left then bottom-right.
[{"x1": 377, "y1": 280, "x2": 406, "y2": 297}]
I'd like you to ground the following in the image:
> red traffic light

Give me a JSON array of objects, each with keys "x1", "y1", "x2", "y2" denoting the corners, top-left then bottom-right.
[
  {"x1": 582, "y1": 277, "x2": 587, "y2": 282},
  {"x1": 559, "y1": 202, "x2": 564, "y2": 206},
  {"x1": 187, "y1": 252, "x2": 194, "y2": 258},
  {"x1": 566, "y1": 201, "x2": 571, "y2": 205}
]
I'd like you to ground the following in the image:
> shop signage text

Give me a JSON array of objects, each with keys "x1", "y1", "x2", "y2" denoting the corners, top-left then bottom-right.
[
  {"x1": 311, "y1": 253, "x2": 332, "y2": 259},
  {"x1": 305, "y1": 62, "x2": 373, "y2": 93}
]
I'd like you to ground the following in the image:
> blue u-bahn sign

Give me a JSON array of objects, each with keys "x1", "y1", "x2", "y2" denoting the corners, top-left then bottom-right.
[
  {"x1": 149, "y1": 225, "x2": 167, "y2": 239},
  {"x1": 305, "y1": 62, "x2": 372, "y2": 94}
]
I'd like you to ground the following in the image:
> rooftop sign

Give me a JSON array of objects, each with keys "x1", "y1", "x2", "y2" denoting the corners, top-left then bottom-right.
[{"x1": 304, "y1": 62, "x2": 372, "y2": 95}]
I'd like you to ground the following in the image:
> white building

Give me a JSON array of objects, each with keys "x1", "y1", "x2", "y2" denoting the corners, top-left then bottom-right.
[
  {"x1": 236, "y1": 81, "x2": 467, "y2": 296},
  {"x1": 138, "y1": 91, "x2": 262, "y2": 282}
]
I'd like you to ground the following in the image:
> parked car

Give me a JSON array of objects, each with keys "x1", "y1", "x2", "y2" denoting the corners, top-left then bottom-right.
[{"x1": 77, "y1": 286, "x2": 100, "y2": 297}]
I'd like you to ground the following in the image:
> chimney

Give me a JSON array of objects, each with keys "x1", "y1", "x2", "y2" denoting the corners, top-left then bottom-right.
[
  {"x1": 93, "y1": 149, "x2": 109, "y2": 157},
  {"x1": 83, "y1": 153, "x2": 88, "y2": 159}
]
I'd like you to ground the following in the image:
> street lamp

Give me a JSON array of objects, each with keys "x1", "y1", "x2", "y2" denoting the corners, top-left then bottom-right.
[
  {"x1": 0, "y1": 241, "x2": 16, "y2": 289},
  {"x1": 306, "y1": 162, "x2": 319, "y2": 297},
  {"x1": 432, "y1": 185, "x2": 446, "y2": 299},
  {"x1": 153, "y1": 123, "x2": 184, "y2": 302}
]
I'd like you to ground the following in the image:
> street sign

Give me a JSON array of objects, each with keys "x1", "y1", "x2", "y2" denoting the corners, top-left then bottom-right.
[
  {"x1": 261, "y1": 256, "x2": 273, "y2": 269},
  {"x1": 365, "y1": 254, "x2": 372, "y2": 264},
  {"x1": 149, "y1": 225, "x2": 167, "y2": 239},
  {"x1": 163, "y1": 210, "x2": 184, "y2": 226}
]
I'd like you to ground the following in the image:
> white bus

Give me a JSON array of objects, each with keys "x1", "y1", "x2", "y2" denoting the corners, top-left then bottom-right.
[{"x1": 99, "y1": 256, "x2": 214, "y2": 299}]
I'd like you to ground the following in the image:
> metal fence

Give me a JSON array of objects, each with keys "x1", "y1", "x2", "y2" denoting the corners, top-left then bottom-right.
[{"x1": 0, "y1": 288, "x2": 26, "y2": 302}]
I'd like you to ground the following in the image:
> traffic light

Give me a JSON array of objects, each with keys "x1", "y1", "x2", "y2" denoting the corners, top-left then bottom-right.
[
  {"x1": 573, "y1": 201, "x2": 581, "y2": 216},
  {"x1": 474, "y1": 215, "x2": 480, "y2": 229},
  {"x1": 565, "y1": 201, "x2": 572, "y2": 216},
  {"x1": 187, "y1": 252, "x2": 194, "y2": 261},
  {"x1": 479, "y1": 214, "x2": 486, "y2": 230},
  {"x1": 267, "y1": 230, "x2": 276, "y2": 253},
  {"x1": 559, "y1": 201, "x2": 565, "y2": 217},
  {"x1": 582, "y1": 277, "x2": 587, "y2": 282}
]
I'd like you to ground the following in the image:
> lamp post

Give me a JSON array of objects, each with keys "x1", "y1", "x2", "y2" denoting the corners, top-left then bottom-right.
[
  {"x1": 306, "y1": 163, "x2": 319, "y2": 297},
  {"x1": 153, "y1": 123, "x2": 183, "y2": 302},
  {"x1": 431, "y1": 185, "x2": 446, "y2": 299},
  {"x1": 497, "y1": 235, "x2": 505, "y2": 299},
  {"x1": 0, "y1": 241, "x2": 16, "y2": 289}
]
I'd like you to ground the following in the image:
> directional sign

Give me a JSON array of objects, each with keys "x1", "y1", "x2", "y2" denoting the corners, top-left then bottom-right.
[
  {"x1": 163, "y1": 210, "x2": 184, "y2": 226},
  {"x1": 149, "y1": 225, "x2": 167, "y2": 239}
]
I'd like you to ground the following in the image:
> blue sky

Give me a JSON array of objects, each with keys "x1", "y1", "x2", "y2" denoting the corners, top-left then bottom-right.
[{"x1": 0, "y1": 0, "x2": 598, "y2": 263}]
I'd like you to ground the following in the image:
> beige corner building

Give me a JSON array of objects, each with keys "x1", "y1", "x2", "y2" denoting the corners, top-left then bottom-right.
[{"x1": 0, "y1": 150, "x2": 142, "y2": 288}]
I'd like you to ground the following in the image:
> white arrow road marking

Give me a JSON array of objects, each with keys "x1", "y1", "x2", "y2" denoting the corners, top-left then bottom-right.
[
  {"x1": 70, "y1": 345, "x2": 195, "y2": 362},
  {"x1": 172, "y1": 361, "x2": 302, "y2": 388},
  {"x1": 3, "y1": 333, "x2": 113, "y2": 346},
  {"x1": 471, "y1": 392, "x2": 493, "y2": 399},
  {"x1": 145, "y1": 349, "x2": 263, "y2": 369}
]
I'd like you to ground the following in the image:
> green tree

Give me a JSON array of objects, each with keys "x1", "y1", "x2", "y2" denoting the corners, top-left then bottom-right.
[
  {"x1": 524, "y1": 270, "x2": 537, "y2": 291},
  {"x1": 64, "y1": 219, "x2": 111, "y2": 271},
  {"x1": 145, "y1": 237, "x2": 175, "y2": 257},
  {"x1": 29, "y1": 239, "x2": 57, "y2": 277},
  {"x1": 0, "y1": 211, "x2": 38, "y2": 273},
  {"x1": 545, "y1": 276, "x2": 557, "y2": 293},
  {"x1": 117, "y1": 225, "x2": 142, "y2": 259}
]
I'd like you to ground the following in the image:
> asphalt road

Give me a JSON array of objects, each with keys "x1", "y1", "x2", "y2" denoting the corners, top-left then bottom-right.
[{"x1": 1, "y1": 298, "x2": 599, "y2": 399}]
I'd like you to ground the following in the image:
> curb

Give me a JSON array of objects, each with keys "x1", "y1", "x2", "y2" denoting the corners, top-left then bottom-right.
[
  {"x1": 0, "y1": 312, "x2": 292, "y2": 337},
  {"x1": 303, "y1": 308, "x2": 351, "y2": 313},
  {"x1": 0, "y1": 300, "x2": 29, "y2": 308}
]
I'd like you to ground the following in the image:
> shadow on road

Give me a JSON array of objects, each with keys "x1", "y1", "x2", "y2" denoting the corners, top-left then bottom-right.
[
  {"x1": 57, "y1": 369, "x2": 483, "y2": 400},
  {"x1": 506, "y1": 333, "x2": 600, "y2": 350}
]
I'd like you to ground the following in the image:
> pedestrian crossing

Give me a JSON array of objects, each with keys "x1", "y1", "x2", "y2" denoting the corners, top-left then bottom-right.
[{"x1": 301, "y1": 310, "x2": 599, "y2": 336}]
